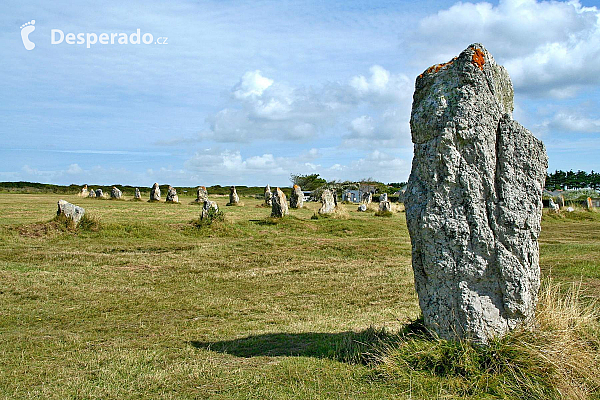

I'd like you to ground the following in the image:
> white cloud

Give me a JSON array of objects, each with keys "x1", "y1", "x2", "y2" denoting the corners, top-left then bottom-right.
[
  {"x1": 67, "y1": 163, "x2": 83, "y2": 174},
  {"x1": 349, "y1": 116, "x2": 375, "y2": 137},
  {"x1": 201, "y1": 65, "x2": 412, "y2": 147},
  {"x1": 232, "y1": 70, "x2": 274, "y2": 99},
  {"x1": 539, "y1": 111, "x2": 600, "y2": 133},
  {"x1": 350, "y1": 65, "x2": 411, "y2": 103}
]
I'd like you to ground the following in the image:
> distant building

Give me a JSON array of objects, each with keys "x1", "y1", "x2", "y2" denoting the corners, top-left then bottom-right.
[{"x1": 302, "y1": 191, "x2": 312, "y2": 202}]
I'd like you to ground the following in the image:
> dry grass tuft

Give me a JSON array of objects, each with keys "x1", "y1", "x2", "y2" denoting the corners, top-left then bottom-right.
[{"x1": 373, "y1": 279, "x2": 600, "y2": 399}]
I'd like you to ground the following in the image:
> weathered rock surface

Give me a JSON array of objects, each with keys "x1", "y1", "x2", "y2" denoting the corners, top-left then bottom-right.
[
  {"x1": 166, "y1": 186, "x2": 179, "y2": 202},
  {"x1": 271, "y1": 187, "x2": 289, "y2": 217},
  {"x1": 95, "y1": 189, "x2": 103, "y2": 198},
  {"x1": 134, "y1": 188, "x2": 141, "y2": 199},
  {"x1": 357, "y1": 204, "x2": 367, "y2": 212},
  {"x1": 150, "y1": 183, "x2": 161, "y2": 201},
  {"x1": 379, "y1": 200, "x2": 391, "y2": 212},
  {"x1": 78, "y1": 185, "x2": 89, "y2": 197},
  {"x1": 319, "y1": 189, "x2": 336, "y2": 215},
  {"x1": 228, "y1": 186, "x2": 239, "y2": 205},
  {"x1": 88, "y1": 189, "x2": 96, "y2": 198},
  {"x1": 196, "y1": 186, "x2": 209, "y2": 203},
  {"x1": 264, "y1": 185, "x2": 272, "y2": 206},
  {"x1": 111, "y1": 186, "x2": 122, "y2": 199},
  {"x1": 57, "y1": 200, "x2": 85, "y2": 225},
  {"x1": 290, "y1": 185, "x2": 304, "y2": 208},
  {"x1": 201, "y1": 199, "x2": 219, "y2": 220},
  {"x1": 405, "y1": 44, "x2": 548, "y2": 344}
]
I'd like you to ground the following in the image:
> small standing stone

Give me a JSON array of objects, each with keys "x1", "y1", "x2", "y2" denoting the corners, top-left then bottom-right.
[
  {"x1": 380, "y1": 193, "x2": 388, "y2": 202},
  {"x1": 228, "y1": 186, "x2": 239, "y2": 205},
  {"x1": 357, "y1": 204, "x2": 367, "y2": 212},
  {"x1": 78, "y1": 185, "x2": 89, "y2": 197},
  {"x1": 166, "y1": 186, "x2": 179, "y2": 203},
  {"x1": 379, "y1": 200, "x2": 391, "y2": 212},
  {"x1": 549, "y1": 198, "x2": 559, "y2": 212},
  {"x1": 88, "y1": 189, "x2": 96, "y2": 198},
  {"x1": 111, "y1": 186, "x2": 122, "y2": 199},
  {"x1": 150, "y1": 183, "x2": 161, "y2": 201},
  {"x1": 57, "y1": 200, "x2": 85, "y2": 225},
  {"x1": 319, "y1": 189, "x2": 336, "y2": 215},
  {"x1": 264, "y1": 185, "x2": 272, "y2": 206},
  {"x1": 201, "y1": 199, "x2": 219, "y2": 220},
  {"x1": 134, "y1": 188, "x2": 141, "y2": 199},
  {"x1": 290, "y1": 184, "x2": 304, "y2": 208},
  {"x1": 362, "y1": 192, "x2": 372, "y2": 204},
  {"x1": 556, "y1": 195, "x2": 565, "y2": 209},
  {"x1": 586, "y1": 197, "x2": 594, "y2": 209},
  {"x1": 196, "y1": 186, "x2": 209, "y2": 203},
  {"x1": 95, "y1": 188, "x2": 103, "y2": 198},
  {"x1": 271, "y1": 187, "x2": 289, "y2": 217}
]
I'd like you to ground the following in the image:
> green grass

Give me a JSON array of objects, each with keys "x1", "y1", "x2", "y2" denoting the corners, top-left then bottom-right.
[{"x1": 0, "y1": 194, "x2": 598, "y2": 399}]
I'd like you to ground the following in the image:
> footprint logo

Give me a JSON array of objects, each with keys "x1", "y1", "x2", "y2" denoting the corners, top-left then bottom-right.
[{"x1": 20, "y1": 20, "x2": 35, "y2": 50}]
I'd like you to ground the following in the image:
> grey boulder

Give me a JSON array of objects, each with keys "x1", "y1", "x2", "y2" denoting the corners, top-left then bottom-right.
[{"x1": 57, "y1": 200, "x2": 85, "y2": 225}]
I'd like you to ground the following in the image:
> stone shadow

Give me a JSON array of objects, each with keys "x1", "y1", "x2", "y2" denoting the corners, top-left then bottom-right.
[{"x1": 189, "y1": 320, "x2": 426, "y2": 363}]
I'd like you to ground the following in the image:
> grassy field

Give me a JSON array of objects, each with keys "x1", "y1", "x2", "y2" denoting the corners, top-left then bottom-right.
[{"x1": 0, "y1": 193, "x2": 598, "y2": 399}]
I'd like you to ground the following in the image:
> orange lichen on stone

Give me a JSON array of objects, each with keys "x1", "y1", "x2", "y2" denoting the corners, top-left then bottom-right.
[
  {"x1": 293, "y1": 184, "x2": 299, "y2": 189},
  {"x1": 472, "y1": 48, "x2": 485, "y2": 70},
  {"x1": 419, "y1": 57, "x2": 457, "y2": 79}
]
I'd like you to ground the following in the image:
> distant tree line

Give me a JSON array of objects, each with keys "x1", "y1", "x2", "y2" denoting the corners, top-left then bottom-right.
[{"x1": 545, "y1": 170, "x2": 600, "y2": 191}]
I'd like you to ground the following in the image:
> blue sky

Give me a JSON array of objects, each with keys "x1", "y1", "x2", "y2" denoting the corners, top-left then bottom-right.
[{"x1": 1, "y1": 0, "x2": 599, "y2": 187}]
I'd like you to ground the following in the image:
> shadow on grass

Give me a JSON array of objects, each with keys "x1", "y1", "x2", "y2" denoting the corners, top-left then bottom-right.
[{"x1": 190, "y1": 320, "x2": 426, "y2": 364}]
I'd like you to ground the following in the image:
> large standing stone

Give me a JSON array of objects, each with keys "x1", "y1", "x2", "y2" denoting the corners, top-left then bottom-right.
[
  {"x1": 95, "y1": 188, "x2": 103, "y2": 198},
  {"x1": 110, "y1": 186, "x2": 122, "y2": 199},
  {"x1": 201, "y1": 199, "x2": 219, "y2": 220},
  {"x1": 271, "y1": 187, "x2": 289, "y2": 217},
  {"x1": 196, "y1": 186, "x2": 209, "y2": 203},
  {"x1": 166, "y1": 186, "x2": 179, "y2": 202},
  {"x1": 57, "y1": 200, "x2": 85, "y2": 225},
  {"x1": 134, "y1": 188, "x2": 141, "y2": 199},
  {"x1": 150, "y1": 183, "x2": 161, "y2": 201},
  {"x1": 228, "y1": 186, "x2": 239, "y2": 205},
  {"x1": 405, "y1": 44, "x2": 548, "y2": 344},
  {"x1": 88, "y1": 189, "x2": 96, "y2": 198},
  {"x1": 290, "y1": 184, "x2": 304, "y2": 208},
  {"x1": 319, "y1": 189, "x2": 336, "y2": 215},
  {"x1": 264, "y1": 185, "x2": 272, "y2": 206}
]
